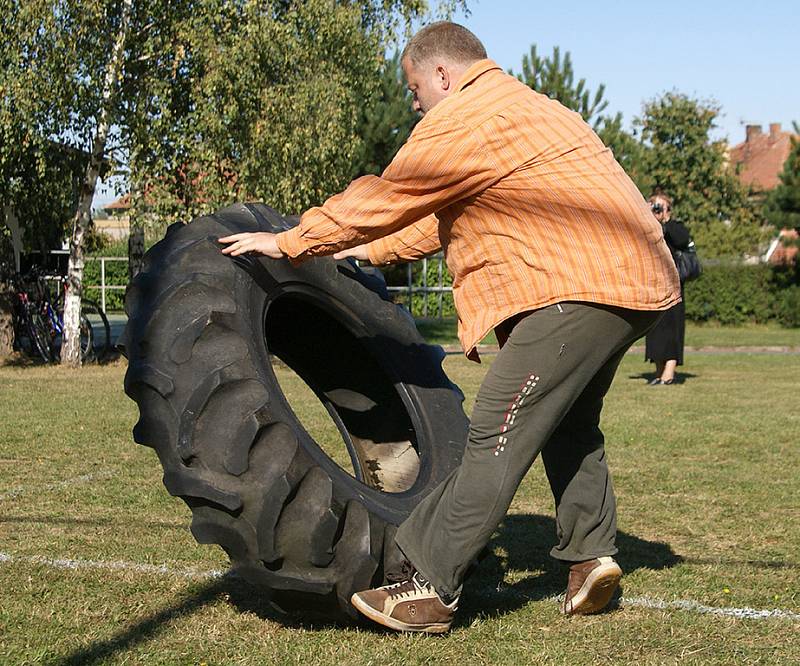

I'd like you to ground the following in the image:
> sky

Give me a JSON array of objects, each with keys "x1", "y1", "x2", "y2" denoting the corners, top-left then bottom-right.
[
  {"x1": 451, "y1": 0, "x2": 798, "y2": 143},
  {"x1": 94, "y1": 0, "x2": 799, "y2": 208}
]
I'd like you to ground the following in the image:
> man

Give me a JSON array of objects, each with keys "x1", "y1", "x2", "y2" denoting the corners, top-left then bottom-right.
[{"x1": 220, "y1": 22, "x2": 680, "y2": 633}]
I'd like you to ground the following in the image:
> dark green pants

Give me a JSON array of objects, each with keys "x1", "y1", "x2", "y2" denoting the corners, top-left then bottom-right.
[{"x1": 395, "y1": 302, "x2": 660, "y2": 599}]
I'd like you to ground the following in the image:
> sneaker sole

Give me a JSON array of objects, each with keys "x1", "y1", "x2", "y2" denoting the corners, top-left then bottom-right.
[
  {"x1": 562, "y1": 561, "x2": 622, "y2": 615},
  {"x1": 351, "y1": 594, "x2": 452, "y2": 634}
]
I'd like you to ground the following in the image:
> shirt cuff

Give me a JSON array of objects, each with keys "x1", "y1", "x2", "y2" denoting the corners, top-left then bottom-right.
[
  {"x1": 365, "y1": 236, "x2": 397, "y2": 265},
  {"x1": 275, "y1": 228, "x2": 307, "y2": 260}
]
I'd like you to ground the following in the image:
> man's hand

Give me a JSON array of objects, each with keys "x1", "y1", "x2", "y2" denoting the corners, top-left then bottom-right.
[
  {"x1": 218, "y1": 232, "x2": 284, "y2": 258},
  {"x1": 333, "y1": 245, "x2": 370, "y2": 262}
]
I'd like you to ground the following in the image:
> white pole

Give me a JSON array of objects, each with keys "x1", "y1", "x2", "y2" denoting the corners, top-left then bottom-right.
[{"x1": 100, "y1": 258, "x2": 106, "y2": 313}]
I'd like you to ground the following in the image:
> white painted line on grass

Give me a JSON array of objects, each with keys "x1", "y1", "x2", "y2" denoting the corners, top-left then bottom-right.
[
  {"x1": 0, "y1": 471, "x2": 114, "y2": 501},
  {"x1": 0, "y1": 551, "x2": 226, "y2": 580},
  {"x1": 621, "y1": 595, "x2": 800, "y2": 621},
  {"x1": 1, "y1": 550, "x2": 798, "y2": 622}
]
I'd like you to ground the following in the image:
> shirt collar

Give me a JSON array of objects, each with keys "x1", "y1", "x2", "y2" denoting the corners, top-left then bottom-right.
[{"x1": 455, "y1": 59, "x2": 503, "y2": 93}]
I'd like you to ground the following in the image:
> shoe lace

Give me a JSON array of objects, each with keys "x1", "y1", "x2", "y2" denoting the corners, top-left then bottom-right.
[{"x1": 386, "y1": 572, "x2": 432, "y2": 600}]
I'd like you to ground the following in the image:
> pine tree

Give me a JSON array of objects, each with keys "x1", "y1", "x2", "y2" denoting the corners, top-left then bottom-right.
[
  {"x1": 765, "y1": 123, "x2": 800, "y2": 230},
  {"x1": 352, "y1": 52, "x2": 418, "y2": 177},
  {"x1": 597, "y1": 112, "x2": 649, "y2": 192},
  {"x1": 513, "y1": 45, "x2": 608, "y2": 128}
]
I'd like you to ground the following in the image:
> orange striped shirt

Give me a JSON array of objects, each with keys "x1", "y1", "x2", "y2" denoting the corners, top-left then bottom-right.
[{"x1": 276, "y1": 59, "x2": 680, "y2": 360}]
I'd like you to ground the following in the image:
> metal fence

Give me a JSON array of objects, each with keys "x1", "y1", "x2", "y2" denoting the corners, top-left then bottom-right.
[
  {"x1": 76, "y1": 254, "x2": 455, "y2": 317},
  {"x1": 384, "y1": 254, "x2": 453, "y2": 319},
  {"x1": 86, "y1": 256, "x2": 128, "y2": 313}
]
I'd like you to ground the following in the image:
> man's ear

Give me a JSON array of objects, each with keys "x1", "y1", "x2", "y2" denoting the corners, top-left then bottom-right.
[{"x1": 436, "y1": 64, "x2": 451, "y2": 91}]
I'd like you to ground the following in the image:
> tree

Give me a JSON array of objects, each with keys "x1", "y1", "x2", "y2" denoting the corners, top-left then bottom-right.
[
  {"x1": 124, "y1": 0, "x2": 467, "y2": 227},
  {"x1": 597, "y1": 112, "x2": 649, "y2": 192},
  {"x1": 764, "y1": 122, "x2": 800, "y2": 230},
  {"x1": 352, "y1": 52, "x2": 418, "y2": 177},
  {"x1": 2, "y1": 0, "x2": 467, "y2": 364},
  {"x1": 636, "y1": 92, "x2": 764, "y2": 259},
  {"x1": 513, "y1": 45, "x2": 608, "y2": 128},
  {"x1": 61, "y1": 0, "x2": 134, "y2": 367}
]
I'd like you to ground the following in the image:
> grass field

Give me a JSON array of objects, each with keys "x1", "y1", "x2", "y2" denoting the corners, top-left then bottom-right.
[{"x1": 1, "y1": 347, "x2": 799, "y2": 665}]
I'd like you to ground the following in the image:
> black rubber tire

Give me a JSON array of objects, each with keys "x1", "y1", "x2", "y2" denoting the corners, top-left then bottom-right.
[
  {"x1": 119, "y1": 203, "x2": 468, "y2": 617},
  {"x1": 70, "y1": 300, "x2": 111, "y2": 363}
]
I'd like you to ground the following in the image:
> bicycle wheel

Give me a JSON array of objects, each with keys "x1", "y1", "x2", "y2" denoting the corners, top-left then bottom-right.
[
  {"x1": 24, "y1": 305, "x2": 54, "y2": 363},
  {"x1": 57, "y1": 300, "x2": 111, "y2": 362},
  {"x1": 80, "y1": 300, "x2": 111, "y2": 361}
]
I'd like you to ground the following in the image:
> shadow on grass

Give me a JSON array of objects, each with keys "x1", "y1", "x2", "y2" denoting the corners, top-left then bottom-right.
[
  {"x1": 0, "y1": 348, "x2": 122, "y2": 368},
  {"x1": 49, "y1": 516, "x2": 680, "y2": 658},
  {"x1": 50, "y1": 575, "x2": 337, "y2": 666},
  {"x1": 52, "y1": 578, "x2": 230, "y2": 666},
  {"x1": 455, "y1": 513, "x2": 681, "y2": 625},
  {"x1": 628, "y1": 370, "x2": 699, "y2": 385}
]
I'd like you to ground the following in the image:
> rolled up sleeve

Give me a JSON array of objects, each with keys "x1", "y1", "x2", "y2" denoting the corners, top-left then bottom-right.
[{"x1": 275, "y1": 115, "x2": 500, "y2": 261}]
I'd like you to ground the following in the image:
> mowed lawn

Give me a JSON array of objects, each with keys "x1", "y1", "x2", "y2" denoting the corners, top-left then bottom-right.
[{"x1": 0, "y1": 347, "x2": 798, "y2": 665}]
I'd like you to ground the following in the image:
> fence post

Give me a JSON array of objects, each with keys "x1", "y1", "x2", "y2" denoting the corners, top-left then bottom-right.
[
  {"x1": 422, "y1": 257, "x2": 428, "y2": 318},
  {"x1": 100, "y1": 258, "x2": 106, "y2": 313},
  {"x1": 437, "y1": 256, "x2": 443, "y2": 318},
  {"x1": 406, "y1": 263, "x2": 413, "y2": 313}
]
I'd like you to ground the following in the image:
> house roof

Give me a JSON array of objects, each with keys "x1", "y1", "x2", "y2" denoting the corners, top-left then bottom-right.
[
  {"x1": 103, "y1": 193, "x2": 131, "y2": 210},
  {"x1": 728, "y1": 123, "x2": 798, "y2": 191}
]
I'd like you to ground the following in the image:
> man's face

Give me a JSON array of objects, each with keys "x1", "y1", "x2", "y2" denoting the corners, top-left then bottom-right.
[
  {"x1": 650, "y1": 197, "x2": 671, "y2": 224},
  {"x1": 401, "y1": 56, "x2": 450, "y2": 116}
]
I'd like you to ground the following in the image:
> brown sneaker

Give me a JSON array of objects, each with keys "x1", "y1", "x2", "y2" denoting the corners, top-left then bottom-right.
[
  {"x1": 351, "y1": 571, "x2": 458, "y2": 633},
  {"x1": 561, "y1": 556, "x2": 622, "y2": 615}
]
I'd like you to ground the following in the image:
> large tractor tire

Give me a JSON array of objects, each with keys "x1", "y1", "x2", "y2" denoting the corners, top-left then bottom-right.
[{"x1": 120, "y1": 203, "x2": 468, "y2": 616}]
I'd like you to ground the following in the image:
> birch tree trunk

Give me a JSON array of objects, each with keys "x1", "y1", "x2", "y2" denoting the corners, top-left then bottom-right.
[{"x1": 61, "y1": 0, "x2": 133, "y2": 367}]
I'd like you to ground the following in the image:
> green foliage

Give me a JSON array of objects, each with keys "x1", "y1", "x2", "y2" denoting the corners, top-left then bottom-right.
[
  {"x1": 764, "y1": 123, "x2": 800, "y2": 230},
  {"x1": 684, "y1": 263, "x2": 775, "y2": 325},
  {"x1": 125, "y1": 0, "x2": 466, "y2": 224},
  {"x1": 82, "y1": 256, "x2": 128, "y2": 311},
  {"x1": 1, "y1": 0, "x2": 467, "y2": 240},
  {"x1": 409, "y1": 256, "x2": 455, "y2": 317},
  {"x1": 381, "y1": 257, "x2": 455, "y2": 317},
  {"x1": 352, "y1": 52, "x2": 418, "y2": 177},
  {"x1": 636, "y1": 92, "x2": 764, "y2": 259},
  {"x1": 513, "y1": 45, "x2": 608, "y2": 128},
  {"x1": 773, "y1": 286, "x2": 800, "y2": 327},
  {"x1": 597, "y1": 112, "x2": 649, "y2": 191},
  {"x1": 0, "y1": 0, "x2": 90, "y2": 253}
]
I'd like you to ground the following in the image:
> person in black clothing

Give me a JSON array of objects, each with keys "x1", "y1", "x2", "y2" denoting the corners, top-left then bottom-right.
[{"x1": 645, "y1": 192, "x2": 691, "y2": 385}]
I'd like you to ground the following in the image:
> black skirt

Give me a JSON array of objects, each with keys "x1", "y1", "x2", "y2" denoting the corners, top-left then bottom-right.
[{"x1": 645, "y1": 299, "x2": 685, "y2": 365}]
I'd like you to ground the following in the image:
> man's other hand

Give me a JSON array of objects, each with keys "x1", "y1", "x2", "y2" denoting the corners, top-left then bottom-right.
[
  {"x1": 219, "y1": 232, "x2": 284, "y2": 258},
  {"x1": 333, "y1": 245, "x2": 370, "y2": 262}
]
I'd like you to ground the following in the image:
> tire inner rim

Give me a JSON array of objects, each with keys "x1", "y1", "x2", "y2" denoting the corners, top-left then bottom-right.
[{"x1": 264, "y1": 293, "x2": 421, "y2": 493}]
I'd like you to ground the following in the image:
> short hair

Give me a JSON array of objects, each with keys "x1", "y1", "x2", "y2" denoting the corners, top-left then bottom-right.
[
  {"x1": 401, "y1": 21, "x2": 487, "y2": 67},
  {"x1": 648, "y1": 190, "x2": 672, "y2": 211}
]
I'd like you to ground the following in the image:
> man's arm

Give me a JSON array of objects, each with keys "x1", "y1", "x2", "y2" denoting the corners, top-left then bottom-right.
[
  {"x1": 273, "y1": 115, "x2": 499, "y2": 261},
  {"x1": 364, "y1": 214, "x2": 441, "y2": 264},
  {"x1": 334, "y1": 214, "x2": 441, "y2": 263}
]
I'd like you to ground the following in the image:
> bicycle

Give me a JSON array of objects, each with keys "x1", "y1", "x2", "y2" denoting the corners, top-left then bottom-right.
[
  {"x1": 41, "y1": 269, "x2": 112, "y2": 363},
  {"x1": 3, "y1": 264, "x2": 111, "y2": 363},
  {"x1": 2, "y1": 265, "x2": 55, "y2": 363}
]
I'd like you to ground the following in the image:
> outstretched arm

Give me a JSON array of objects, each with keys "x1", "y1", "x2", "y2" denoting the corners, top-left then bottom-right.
[
  {"x1": 332, "y1": 214, "x2": 442, "y2": 264},
  {"x1": 275, "y1": 116, "x2": 498, "y2": 260}
]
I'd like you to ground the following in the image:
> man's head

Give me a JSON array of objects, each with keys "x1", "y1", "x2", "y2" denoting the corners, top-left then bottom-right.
[
  {"x1": 648, "y1": 192, "x2": 672, "y2": 224},
  {"x1": 401, "y1": 22, "x2": 487, "y2": 115}
]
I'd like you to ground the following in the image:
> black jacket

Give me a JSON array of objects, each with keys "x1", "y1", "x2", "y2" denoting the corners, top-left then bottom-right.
[{"x1": 662, "y1": 218, "x2": 691, "y2": 254}]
